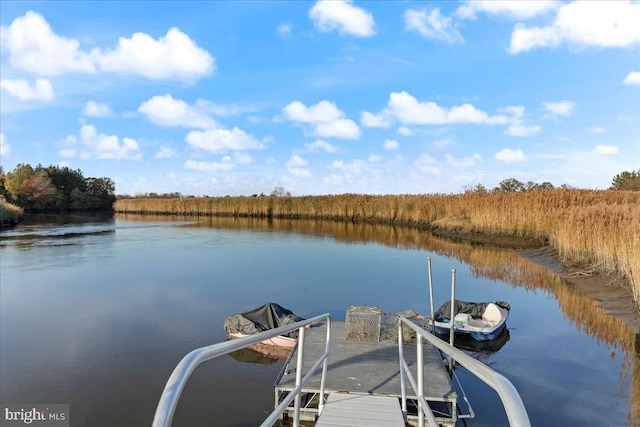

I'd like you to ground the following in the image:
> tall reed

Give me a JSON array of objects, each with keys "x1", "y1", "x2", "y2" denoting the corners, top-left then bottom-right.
[
  {"x1": 0, "y1": 196, "x2": 24, "y2": 227},
  {"x1": 115, "y1": 189, "x2": 640, "y2": 309}
]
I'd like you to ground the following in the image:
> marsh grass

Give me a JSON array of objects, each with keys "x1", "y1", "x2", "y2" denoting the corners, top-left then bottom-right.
[
  {"x1": 0, "y1": 196, "x2": 24, "y2": 226},
  {"x1": 115, "y1": 189, "x2": 640, "y2": 308}
]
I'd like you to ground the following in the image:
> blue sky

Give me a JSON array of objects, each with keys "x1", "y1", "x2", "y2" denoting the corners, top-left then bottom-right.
[{"x1": 1, "y1": 1, "x2": 638, "y2": 196}]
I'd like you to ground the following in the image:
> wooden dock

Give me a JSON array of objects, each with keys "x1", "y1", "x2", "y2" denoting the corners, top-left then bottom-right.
[{"x1": 273, "y1": 321, "x2": 457, "y2": 426}]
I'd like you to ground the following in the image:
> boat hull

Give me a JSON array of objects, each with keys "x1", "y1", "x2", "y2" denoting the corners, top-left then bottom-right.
[
  {"x1": 434, "y1": 320, "x2": 507, "y2": 341},
  {"x1": 229, "y1": 332, "x2": 297, "y2": 348}
]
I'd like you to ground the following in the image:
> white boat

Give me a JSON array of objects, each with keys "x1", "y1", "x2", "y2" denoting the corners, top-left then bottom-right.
[{"x1": 433, "y1": 300, "x2": 510, "y2": 341}]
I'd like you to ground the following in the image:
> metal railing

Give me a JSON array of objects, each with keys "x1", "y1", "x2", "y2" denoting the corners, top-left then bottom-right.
[
  {"x1": 151, "y1": 313, "x2": 331, "y2": 427},
  {"x1": 398, "y1": 317, "x2": 531, "y2": 427}
]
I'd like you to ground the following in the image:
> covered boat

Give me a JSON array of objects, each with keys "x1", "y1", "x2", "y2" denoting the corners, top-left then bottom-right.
[
  {"x1": 223, "y1": 303, "x2": 305, "y2": 349},
  {"x1": 433, "y1": 300, "x2": 510, "y2": 341}
]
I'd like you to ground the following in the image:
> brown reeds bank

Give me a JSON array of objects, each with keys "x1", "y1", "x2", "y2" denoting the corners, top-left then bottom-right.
[
  {"x1": 114, "y1": 189, "x2": 640, "y2": 309},
  {"x1": 0, "y1": 196, "x2": 24, "y2": 228}
]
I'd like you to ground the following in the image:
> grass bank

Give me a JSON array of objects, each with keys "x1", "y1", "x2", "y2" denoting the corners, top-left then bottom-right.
[
  {"x1": 115, "y1": 189, "x2": 640, "y2": 309},
  {"x1": 0, "y1": 196, "x2": 24, "y2": 228}
]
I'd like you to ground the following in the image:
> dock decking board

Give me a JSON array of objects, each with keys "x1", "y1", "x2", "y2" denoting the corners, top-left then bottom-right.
[
  {"x1": 314, "y1": 393, "x2": 405, "y2": 427},
  {"x1": 274, "y1": 321, "x2": 456, "y2": 403}
]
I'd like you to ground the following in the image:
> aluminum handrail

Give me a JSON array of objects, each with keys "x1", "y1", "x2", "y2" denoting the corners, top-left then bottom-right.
[
  {"x1": 151, "y1": 313, "x2": 331, "y2": 427},
  {"x1": 399, "y1": 317, "x2": 531, "y2": 427}
]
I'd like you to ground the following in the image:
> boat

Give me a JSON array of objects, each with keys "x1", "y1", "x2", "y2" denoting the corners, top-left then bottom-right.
[
  {"x1": 433, "y1": 300, "x2": 510, "y2": 341},
  {"x1": 223, "y1": 302, "x2": 304, "y2": 350}
]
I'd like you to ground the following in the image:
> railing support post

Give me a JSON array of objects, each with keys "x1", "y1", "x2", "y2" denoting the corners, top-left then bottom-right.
[
  {"x1": 449, "y1": 269, "x2": 456, "y2": 372},
  {"x1": 293, "y1": 326, "x2": 305, "y2": 427},
  {"x1": 398, "y1": 322, "x2": 407, "y2": 420},
  {"x1": 318, "y1": 318, "x2": 331, "y2": 415},
  {"x1": 428, "y1": 256, "x2": 435, "y2": 331},
  {"x1": 417, "y1": 334, "x2": 425, "y2": 427}
]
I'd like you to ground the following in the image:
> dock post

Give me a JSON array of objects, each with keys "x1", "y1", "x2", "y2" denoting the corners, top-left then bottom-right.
[
  {"x1": 427, "y1": 257, "x2": 435, "y2": 331},
  {"x1": 417, "y1": 334, "x2": 425, "y2": 427},
  {"x1": 293, "y1": 326, "x2": 305, "y2": 427},
  {"x1": 449, "y1": 269, "x2": 456, "y2": 372},
  {"x1": 398, "y1": 322, "x2": 407, "y2": 421}
]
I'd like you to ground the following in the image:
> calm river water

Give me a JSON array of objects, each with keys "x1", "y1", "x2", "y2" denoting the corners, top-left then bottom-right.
[{"x1": 1, "y1": 213, "x2": 638, "y2": 426}]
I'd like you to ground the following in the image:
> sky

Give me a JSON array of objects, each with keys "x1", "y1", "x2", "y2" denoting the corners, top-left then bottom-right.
[{"x1": 0, "y1": 1, "x2": 639, "y2": 196}]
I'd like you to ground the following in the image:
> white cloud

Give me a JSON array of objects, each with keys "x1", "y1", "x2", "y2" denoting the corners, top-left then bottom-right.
[
  {"x1": 184, "y1": 159, "x2": 234, "y2": 171},
  {"x1": 378, "y1": 91, "x2": 508, "y2": 126},
  {"x1": 0, "y1": 11, "x2": 95, "y2": 75},
  {"x1": 0, "y1": 78, "x2": 54, "y2": 101},
  {"x1": 309, "y1": 0, "x2": 376, "y2": 38},
  {"x1": 360, "y1": 111, "x2": 392, "y2": 128},
  {"x1": 624, "y1": 71, "x2": 640, "y2": 85},
  {"x1": 67, "y1": 124, "x2": 141, "y2": 160},
  {"x1": 505, "y1": 124, "x2": 542, "y2": 137},
  {"x1": 543, "y1": 101, "x2": 575, "y2": 119},
  {"x1": 277, "y1": 23, "x2": 293, "y2": 37},
  {"x1": 456, "y1": 1, "x2": 557, "y2": 20},
  {"x1": 404, "y1": 8, "x2": 463, "y2": 44},
  {"x1": 594, "y1": 145, "x2": 619, "y2": 155},
  {"x1": 397, "y1": 126, "x2": 414, "y2": 136},
  {"x1": 0, "y1": 132, "x2": 9, "y2": 157},
  {"x1": 185, "y1": 127, "x2": 264, "y2": 153},
  {"x1": 283, "y1": 100, "x2": 360, "y2": 140},
  {"x1": 1, "y1": 11, "x2": 213, "y2": 82},
  {"x1": 305, "y1": 140, "x2": 338, "y2": 153},
  {"x1": 368, "y1": 154, "x2": 382, "y2": 162},
  {"x1": 413, "y1": 153, "x2": 441, "y2": 175},
  {"x1": 155, "y1": 145, "x2": 177, "y2": 159},
  {"x1": 509, "y1": 1, "x2": 640, "y2": 54},
  {"x1": 138, "y1": 94, "x2": 217, "y2": 129},
  {"x1": 495, "y1": 148, "x2": 526, "y2": 162},
  {"x1": 587, "y1": 127, "x2": 606, "y2": 134},
  {"x1": 383, "y1": 139, "x2": 399, "y2": 150},
  {"x1": 445, "y1": 153, "x2": 483, "y2": 168},
  {"x1": 94, "y1": 27, "x2": 214, "y2": 81},
  {"x1": 285, "y1": 155, "x2": 311, "y2": 177},
  {"x1": 82, "y1": 101, "x2": 113, "y2": 118}
]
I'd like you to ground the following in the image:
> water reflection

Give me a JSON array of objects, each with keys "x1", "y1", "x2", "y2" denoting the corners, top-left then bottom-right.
[{"x1": 118, "y1": 213, "x2": 640, "y2": 423}]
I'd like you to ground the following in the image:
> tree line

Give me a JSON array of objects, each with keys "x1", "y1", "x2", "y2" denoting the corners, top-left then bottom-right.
[{"x1": 0, "y1": 164, "x2": 116, "y2": 211}]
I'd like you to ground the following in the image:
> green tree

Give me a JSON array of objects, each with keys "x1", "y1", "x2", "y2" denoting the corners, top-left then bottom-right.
[
  {"x1": 43, "y1": 165, "x2": 87, "y2": 208},
  {"x1": 610, "y1": 170, "x2": 640, "y2": 191},
  {"x1": 4, "y1": 163, "x2": 35, "y2": 201},
  {"x1": 494, "y1": 178, "x2": 525, "y2": 193},
  {"x1": 86, "y1": 177, "x2": 116, "y2": 209}
]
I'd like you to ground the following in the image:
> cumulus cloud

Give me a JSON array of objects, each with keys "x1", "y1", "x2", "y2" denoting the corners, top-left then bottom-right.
[
  {"x1": 64, "y1": 124, "x2": 141, "y2": 160},
  {"x1": 404, "y1": 8, "x2": 463, "y2": 44},
  {"x1": 383, "y1": 139, "x2": 399, "y2": 150},
  {"x1": 624, "y1": 71, "x2": 640, "y2": 85},
  {"x1": 185, "y1": 127, "x2": 264, "y2": 153},
  {"x1": 283, "y1": 100, "x2": 360, "y2": 140},
  {"x1": 0, "y1": 132, "x2": 9, "y2": 157},
  {"x1": 0, "y1": 11, "x2": 213, "y2": 81},
  {"x1": 155, "y1": 145, "x2": 177, "y2": 159},
  {"x1": 365, "y1": 91, "x2": 508, "y2": 126},
  {"x1": 413, "y1": 153, "x2": 441, "y2": 175},
  {"x1": 95, "y1": 27, "x2": 214, "y2": 81},
  {"x1": 505, "y1": 124, "x2": 541, "y2": 137},
  {"x1": 0, "y1": 78, "x2": 54, "y2": 101},
  {"x1": 305, "y1": 140, "x2": 338, "y2": 153},
  {"x1": 495, "y1": 148, "x2": 526, "y2": 162},
  {"x1": 445, "y1": 153, "x2": 483, "y2": 168},
  {"x1": 82, "y1": 101, "x2": 113, "y2": 117},
  {"x1": 587, "y1": 127, "x2": 606, "y2": 134},
  {"x1": 397, "y1": 126, "x2": 414, "y2": 136},
  {"x1": 543, "y1": 100, "x2": 575, "y2": 119},
  {"x1": 594, "y1": 145, "x2": 619, "y2": 155},
  {"x1": 309, "y1": 0, "x2": 375, "y2": 37},
  {"x1": 509, "y1": 1, "x2": 640, "y2": 54},
  {"x1": 184, "y1": 159, "x2": 234, "y2": 171},
  {"x1": 138, "y1": 94, "x2": 217, "y2": 129},
  {"x1": 456, "y1": 1, "x2": 557, "y2": 20},
  {"x1": 0, "y1": 11, "x2": 95, "y2": 75},
  {"x1": 361, "y1": 111, "x2": 392, "y2": 128},
  {"x1": 285, "y1": 155, "x2": 312, "y2": 177}
]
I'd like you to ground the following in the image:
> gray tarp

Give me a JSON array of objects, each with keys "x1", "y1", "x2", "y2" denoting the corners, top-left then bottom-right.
[
  {"x1": 223, "y1": 303, "x2": 305, "y2": 338},
  {"x1": 434, "y1": 300, "x2": 510, "y2": 322}
]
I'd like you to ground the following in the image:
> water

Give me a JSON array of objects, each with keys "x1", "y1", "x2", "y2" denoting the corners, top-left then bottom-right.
[{"x1": 1, "y1": 213, "x2": 637, "y2": 426}]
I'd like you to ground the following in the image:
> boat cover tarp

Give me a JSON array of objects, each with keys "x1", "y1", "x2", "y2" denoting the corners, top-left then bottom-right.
[
  {"x1": 434, "y1": 300, "x2": 510, "y2": 322},
  {"x1": 224, "y1": 303, "x2": 305, "y2": 338}
]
